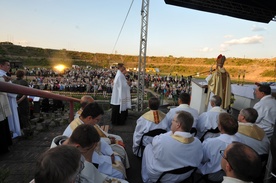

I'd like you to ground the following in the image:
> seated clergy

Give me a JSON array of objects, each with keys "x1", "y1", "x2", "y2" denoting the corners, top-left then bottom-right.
[
  {"x1": 74, "y1": 95, "x2": 129, "y2": 168},
  {"x1": 196, "y1": 95, "x2": 225, "y2": 141},
  {"x1": 236, "y1": 108, "x2": 270, "y2": 156},
  {"x1": 63, "y1": 102, "x2": 126, "y2": 179},
  {"x1": 133, "y1": 97, "x2": 168, "y2": 157},
  {"x1": 51, "y1": 124, "x2": 128, "y2": 183},
  {"x1": 163, "y1": 93, "x2": 199, "y2": 128},
  {"x1": 198, "y1": 113, "x2": 241, "y2": 182},
  {"x1": 142, "y1": 111, "x2": 203, "y2": 183}
]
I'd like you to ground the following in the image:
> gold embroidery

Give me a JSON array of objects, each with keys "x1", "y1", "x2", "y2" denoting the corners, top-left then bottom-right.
[{"x1": 171, "y1": 135, "x2": 194, "y2": 144}]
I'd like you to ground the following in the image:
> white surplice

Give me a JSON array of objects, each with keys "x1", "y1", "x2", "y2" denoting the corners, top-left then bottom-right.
[{"x1": 142, "y1": 131, "x2": 203, "y2": 183}]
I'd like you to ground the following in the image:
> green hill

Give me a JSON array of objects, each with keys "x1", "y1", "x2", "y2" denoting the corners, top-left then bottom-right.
[{"x1": 0, "y1": 42, "x2": 275, "y2": 82}]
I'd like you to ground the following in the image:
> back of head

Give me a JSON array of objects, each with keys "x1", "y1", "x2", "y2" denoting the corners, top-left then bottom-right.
[
  {"x1": 149, "y1": 97, "x2": 160, "y2": 110},
  {"x1": 35, "y1": 145, "x2": 81, "y2": 183},
  {"x1": 176, "y1": 111, "x2": 194, "y2": 132},
  {"x1": 15, "y1": 70, "x2": 25, "y2": 79},
  {"x1": 178, "y1": 93, "x2": 191, "y2": 105},
  {"x1": 240, "y1": 108, "x2": 258, "y2": 123},
  {"x1": 227, "y1": 142, "x2": 261, "y2": 181},
  {"x1": 219, "y1": 113, "x2": 238, "y2": 135},
  {"x1": 69, "y1": 124, "x2": 100, "y2": 148},
  {"x1": 80, "y1": 95, "x2": 94, "y2": 109},
  {"x1": 117, "y1": 63, "x2": 124, "y2": 69},
  {"x1": 211, "y1": 95, "x2": 222, "y2": 106},
  {"x1": 81, "y1": 102, "x2": 104, "y2": 119},
  {"x1": 258, "y1": 85, "x2": 271, "y2": 95}
]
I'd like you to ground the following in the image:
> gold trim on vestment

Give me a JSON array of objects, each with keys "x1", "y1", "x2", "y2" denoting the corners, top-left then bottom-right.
[
  {"x1": 171, "y1": 134, "x2": 194, "y2": 144},
  {"x1": 142, "y1": 110, "x2": 166, "y2": 124},
  {"x1": 238, "y1": 123, "x2": 265, "y2": 141},
  {"x1": 94, "y1": 125, "x2": 108, "y2": 138}
]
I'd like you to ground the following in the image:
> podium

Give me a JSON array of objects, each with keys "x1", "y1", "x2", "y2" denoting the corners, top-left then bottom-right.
[{"x1": 190, "y1": 79, "x2": 208, "y2": 115}]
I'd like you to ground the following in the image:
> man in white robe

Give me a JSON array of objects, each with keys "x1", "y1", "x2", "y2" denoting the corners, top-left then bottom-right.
[
  {"x1": 198, "y1": 113, "x2": 241, "y2": 182},
  {"x1": 63, "y1": 102, "x2": 126, "y2": 179},
  {"x1": 196, "y1": 95, "x2": 226, "y2": 141},
  {"x1": 74, "y1": 95, "x2": 130, "y2": 168},
  {"x1": 52, "y1": 124, "x2": 128, "y2": 183},
  {"x1": 236, "y1": 108, "x2": 269, "y2": 156},
  {"x1": 0, "y1": 59, "x2": 21, "y2": 138},
  {"x1": 133, "y1": 97, "x2": 168, "y2": 157},
  {"x1": 142, "y1": 111, "x2": 203, "y2": 183},
  {"x1": 110, "y1": 63, "x2": 131, "y2": 125},
  {"x1": 163, "y1": 93, "x2": 198, "y2": 129},
  {"x1": 253, "y1": 84, "x2": 276, "y2": 139}
]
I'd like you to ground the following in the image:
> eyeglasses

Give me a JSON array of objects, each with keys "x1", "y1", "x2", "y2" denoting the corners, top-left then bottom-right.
[{"x1": 220, "y1": 150, "x2": 234, "y2": 170}]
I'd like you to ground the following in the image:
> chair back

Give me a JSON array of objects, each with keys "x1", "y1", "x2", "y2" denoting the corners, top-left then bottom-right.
[
  {"x1": 136, "y1": 128, "x2": 167, "y2": 157},
  {"x1": 156, "y1": 166, "x2": 196, "y2": 183},
  {"x1": 200, "y1": 127, "x2": 220, "y2": 142}
]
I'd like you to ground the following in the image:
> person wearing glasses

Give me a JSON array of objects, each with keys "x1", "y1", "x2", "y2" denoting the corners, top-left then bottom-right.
[
  {"x1": 236, "y1": 108, "x2": 269, "y2": 157},
  {"x1": 253, "y1": 84, "x2": 276, "y2": 139},
  {"x1": 142, "y1": 111, "x2": 203, "y2": 183},
  {"x1": 33, "y1": 145, "x2": 82, "y2": 183},
  {"x1": 198, "y1": 113, "x2": 241, "y2": 182},
  {"x1": 63, "y1": 102, "x2": 126, "y2": 180},
  {"x1": 220, "y1": 142, "x2": 262, "y2": 183}
]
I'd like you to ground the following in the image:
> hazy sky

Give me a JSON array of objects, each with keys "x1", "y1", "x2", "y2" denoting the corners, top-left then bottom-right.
[{"x1": 1, "y1": 0, "x2": 276, "y2": 58}]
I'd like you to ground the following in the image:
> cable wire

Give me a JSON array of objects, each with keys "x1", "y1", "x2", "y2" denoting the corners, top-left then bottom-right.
[{"x1": 111, "y1": 0, "x2": 135, "y2": 54}]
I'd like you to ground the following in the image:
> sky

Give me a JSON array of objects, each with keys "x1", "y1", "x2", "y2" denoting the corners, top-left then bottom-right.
[{"x1": 1, "y1": 0, "x2": 276, "y2": 59}]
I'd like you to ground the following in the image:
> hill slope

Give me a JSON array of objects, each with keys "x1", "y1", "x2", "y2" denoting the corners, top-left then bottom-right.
[{"x1": 0, "y1": 42, "x2": 275, "y2": 82}]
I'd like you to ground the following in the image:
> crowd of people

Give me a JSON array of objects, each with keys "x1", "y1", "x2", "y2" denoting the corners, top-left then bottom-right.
[{"x1": 1, "y1": 58, "x2": 276, "y2": 183}]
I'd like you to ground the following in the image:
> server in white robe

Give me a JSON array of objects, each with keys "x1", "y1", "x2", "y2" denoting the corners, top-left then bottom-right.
[
  {"x1": 0, "y1": 60, "x2": 13, "y2": 154},
  {"x1": 196, "y1": 95, "x2": 226, "y2": 140},
  {"x1": 198, "y1": 113, "x2": 241, "y2": 182},
  {"x1": 142, "y1": 111, "x2": 203, "y2": 183},
  {"x1": 236, "y1": 108, "x2": 269, "y2": 156},
  {"x1": 52, "y1": 124, "x2": 128, "y2": 183},
  {"x1": 253, "y1": 84, "x2": 276, "y2": 139},
  {"x1": 163, "y1": 93, "x2": 199, "y2": 129},
  {"x1": 0, "y1": 59, "x2": 21, "y2": 138},
  {"x1": 110, "y1": 63, "x2": 131, "y2": 125},
  {"x1": 133, "y1": 97, "x2": 168, "y2": 157},
  {"x1": 63, "y1": 102, "x2": 126, "y2": 179}
]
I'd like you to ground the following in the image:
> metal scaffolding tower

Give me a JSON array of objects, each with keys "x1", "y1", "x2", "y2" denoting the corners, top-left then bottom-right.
[{"x1": 137, "y1": 0, "x2": 150, "y2": 111}]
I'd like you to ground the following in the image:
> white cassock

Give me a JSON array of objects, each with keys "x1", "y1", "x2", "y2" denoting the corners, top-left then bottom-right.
[
  {"x1": 50, "y1": 136, "x2": 129, "y2": 183},
  {"x1": 236, "y1": 122, "x2": 270, "y2": 155},
  {"x1": 94, "y1": 124, "x2": 130, "y2": 169},
  {"x1": 133, "y1": 110, "x2": 169, "y2": 157},
  {"x1": 199, "y1": 134, "x2": 241, "y2": 175},
  {"x1": 163, "y1": 104, "x2": 199, "y2": 128},
  {"x1": 63, "y1": 118, "x2": 126, "y2": 179},
  {"x1": 253, "y1": 94, "x2": 276, "y2": 139},
  {"x1": 0, "y1": 70, "x2": 21, "y2": 138},
  {"x1": 196, "y1": 106, "x2": 226, "y2": 140},
  {"x1": 110, "y1": 70, "x2": 131, "y2": 113},
  {"x1": 142, "y1": 131, "x2": 203, "y2": 183}
]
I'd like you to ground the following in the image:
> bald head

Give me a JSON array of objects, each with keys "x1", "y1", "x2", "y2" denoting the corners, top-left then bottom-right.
[{"x1": 80, "y1": 95, "x2": 94, "y2": 109}]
